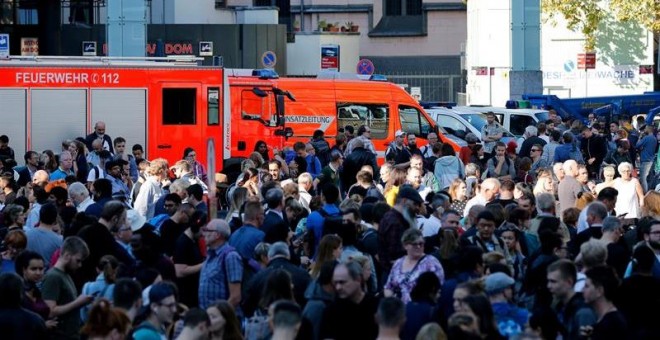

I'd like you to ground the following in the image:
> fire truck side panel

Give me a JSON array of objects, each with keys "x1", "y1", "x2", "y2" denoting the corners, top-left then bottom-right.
[
  {"x1": 0, "y1": 89, "x2": 28, "y2": 161},
  {"x1": 31, "y1": 89, "x2": 88, "y2": 157},
  {"x1": 91, "y1": 89, "x2": 147, "y2": 163}
]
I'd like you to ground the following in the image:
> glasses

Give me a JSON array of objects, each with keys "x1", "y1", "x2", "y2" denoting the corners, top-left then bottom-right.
[
  {"x1": 408, "y1": 241, "x2": 425, "y2": 248},
  {"x1": 365, "y1": 130, "x2": 371, "y2": 133},
  {"x1": 118, "y1": 227, "x2": 131, "y2": 232},
  {"x1": 187, "y1": 154, "x2": 196, "y2": 158},
  {"x1": 649, "y1": 231, "x2": 660, "y2": 235},
  {"x1": 201, "y1": 228, "x2": 218, "y2": 233},
  {"x1": 531, "y1": 149, "x2": 540, "y2": 152},
  {"x1": 164, "y1": 203, "x2": 176, "y2": 208}
]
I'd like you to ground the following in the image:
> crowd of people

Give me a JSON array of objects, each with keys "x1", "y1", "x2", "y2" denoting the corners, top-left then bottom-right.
[{"x1": 1, "y1": 110, "x2": 660, "y2": 340}]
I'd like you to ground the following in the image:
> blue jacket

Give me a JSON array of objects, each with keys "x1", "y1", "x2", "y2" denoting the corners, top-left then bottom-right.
[
  {"x1": 554, "y1": 143, "x2": 584, "y2": 163},
  {"x1": 306, "y1": 204, "x2": 340, "y2": 256},
  {"x1": 636, "y1": 134, "x2": 657, "y2": 163}
]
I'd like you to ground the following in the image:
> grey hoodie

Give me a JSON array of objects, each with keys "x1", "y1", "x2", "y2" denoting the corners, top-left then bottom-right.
[
  {"x1": 433, "y1": 155, "x2": 465, "y2": 190},
  {"x1": 302, "y1": 280, "x2": 335, "y2": 340}
]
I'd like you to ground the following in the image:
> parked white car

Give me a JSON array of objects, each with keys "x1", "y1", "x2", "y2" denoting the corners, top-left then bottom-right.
[
  {"x1": 459, "y1": 107, "x2": 550, "y2": 137},
  {"x1": 425, "y1": 106, "x2": 517, "y2": 144}
]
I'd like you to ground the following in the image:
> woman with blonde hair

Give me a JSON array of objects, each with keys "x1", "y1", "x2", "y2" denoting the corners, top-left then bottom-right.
[
  {"x1": 384, "y1": 168, "x2": 408, "y2": 206},
  {"x1": 448, "y1": 178, "x2": 468, "y2": 216},
  {"x1": 642, "y1": 190, "x2": 660, "y2": 219},
  {"x1": 595, "y1": 166, "x2": 616, "y2": 194},
  {"x1": 533, "y1": 169, "x2": 554, "y2": 196},
  {"x1": 134, "y1": 158, "x2": 168, "y2": 219},
  {"x1": 613, "y1": 162, "x2": 643, "y2": 220}
]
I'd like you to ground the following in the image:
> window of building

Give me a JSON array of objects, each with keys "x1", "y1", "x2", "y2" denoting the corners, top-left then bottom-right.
[
  {"x1": 371, "y1": 0, "x2": 424, "y2": 36},
  {"x1": 385, "y1": 0, "x2": 422, "y2": 16},
  {"x1": 162, "y1": 88, "x2": 196, "y2": 125},
  {"x1": 337, "y1": 103, "x2": 389, "y2": 140},
  {"x1": 207, "y1": 87, "x2": 219, "y2": 125}
]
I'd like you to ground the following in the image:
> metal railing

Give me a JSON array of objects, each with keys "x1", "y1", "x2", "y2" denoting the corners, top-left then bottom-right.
[{"x1": 384, "y1": 71, "x2": 465, "y2": 102}]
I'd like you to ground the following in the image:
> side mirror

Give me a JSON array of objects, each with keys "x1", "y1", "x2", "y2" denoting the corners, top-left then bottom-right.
[
  {"x1": 252, "y1": 87, "x2": 268, "y2": 98},
  {"x1": 275, "y1": 127, "x2": 294, "y2": 139}
]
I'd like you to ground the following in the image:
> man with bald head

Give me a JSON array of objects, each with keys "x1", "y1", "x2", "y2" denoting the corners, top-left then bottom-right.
[
  {"x1": 85, "y1": 121, "x2": 114, "y2": 154},
  {"x1": 463, "y1": 178, "x2": 501, "y2": 216},
  {"x1": 558, "y1": 160, "x2": 583, "y2": 216},
  {"x1": 198, "y1": 219, "x2": 243, "y2": 309},
  {"x1": 32, "y1": 170, "x2": 50, "y2": 187}
]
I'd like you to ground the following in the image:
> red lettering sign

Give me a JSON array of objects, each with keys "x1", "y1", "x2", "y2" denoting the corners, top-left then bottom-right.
[{"x1": 577, "y1": 52, "x2": 596, "y2": 70}]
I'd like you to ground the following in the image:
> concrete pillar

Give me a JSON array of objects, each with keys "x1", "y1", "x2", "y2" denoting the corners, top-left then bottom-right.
[{"x1": 509, "y1": 0, "x2": 542, "y2": 99}]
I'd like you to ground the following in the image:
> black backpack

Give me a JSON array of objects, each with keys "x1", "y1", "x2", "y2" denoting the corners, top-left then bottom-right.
[
  {"x1": 310, "y1": 138, "x2": 331, "y2": 168},
  {"x1": 319, "y1": 207, "x2": 343, "y2": 236}
]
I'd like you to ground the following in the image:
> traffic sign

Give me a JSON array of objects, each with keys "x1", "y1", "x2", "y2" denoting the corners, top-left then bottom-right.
[
  {"x1": 199, "y1": 41, "x2": 213, "y2": 56},
  {"x1": 357, "y1": 59, "x2": 374, "y2": 75},
  {"x1": 82, "y1": 41, "x2": 96, "y2": 56},
  {"x1": 321, "y1": 45, "x2": 340, "y2": 71},
  {"x1": 261, "y1": 51, "x2": 277, "y2": 68},
  {"x1": 0, "y1": 33, "x2": 9, "y2": 57}
]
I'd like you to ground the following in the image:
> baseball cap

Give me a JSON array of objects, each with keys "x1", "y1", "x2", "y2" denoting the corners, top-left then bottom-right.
[
  {"x1": 485, "y1": 272, "x2": 515, "y2": 295},
  {"x1": 395, "y1": 130, "x2": 406, "y2": 138},
  {"x1": 126, "y1": 209, "x2": 146, "y2": 232},
  {"x1": 397, "y1": 185, "x2": 424, "y2": 204},
  {"x1": 465, "y1": 133, "x2": 479, "y2": 144}
]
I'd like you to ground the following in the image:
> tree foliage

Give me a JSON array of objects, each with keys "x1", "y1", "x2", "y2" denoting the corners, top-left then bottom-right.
[
  {"x1": 542, "y1": 0, "x2": 659, "y2": 51},
  {"x1": 610, "y1": 0, "x2": 660, "y2": 32},
  {"x1": 541, "y1": 0, "x2": 605, "y2": 51}
]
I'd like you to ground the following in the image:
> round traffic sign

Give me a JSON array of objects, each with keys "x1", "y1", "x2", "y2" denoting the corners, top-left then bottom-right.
[
  {"x1": 262, "y1": 51, "x2": 277, "y2": 68},
  {"x1": 357, "y1": 59, "x2": 375, "y2": 75}
]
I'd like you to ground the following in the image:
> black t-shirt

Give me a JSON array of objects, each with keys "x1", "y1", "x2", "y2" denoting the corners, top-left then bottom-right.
[
  {"x1": 617, "y1": 275, "x2": 660, "y2": 334},
  {"x1": 160, "y1": 219, "x2": 188, "y2": 256},
  {"x1": 320, "y1": 295, "x2": 379, "y2": 340},
  {"x1": 592, "y1": 310, "x2": 628, "y2": 340},
  {"x1": 173, "y1": 233, "x2": 204, "y2": 308},
  {"x1": 0, "y1": 307, "x2": 48, "y2": 340}
]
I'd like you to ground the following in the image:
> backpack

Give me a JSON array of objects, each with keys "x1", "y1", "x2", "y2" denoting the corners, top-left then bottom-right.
[
  {"x1": 244, "y1": 308, "x2": 272, "y2": 340},
  {"x1": 310, "y1": 138, "x2": 331, "y2": 168},
  {"x1": 319, "y1": 207, "x2": 343, "y2": 236},
  {"x1": 90, "y1": 165, "x2": 102, "y2": 181}
]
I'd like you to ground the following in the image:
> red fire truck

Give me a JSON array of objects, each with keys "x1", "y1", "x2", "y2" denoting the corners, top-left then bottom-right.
[{"x1": 0, "y1": 56, "x2": 458, "y2": 175}]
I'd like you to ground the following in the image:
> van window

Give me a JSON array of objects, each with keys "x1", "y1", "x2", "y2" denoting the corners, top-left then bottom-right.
[
  {"x1": 510, "y1": 115, "x2": 536, "y2": 136},
  {"x1": 163, "y1": 88, "x2": 196, "y2": 125},
  {"x1": 208, "y1": 87, "x2": 219, "y2": 125},
  {"x1": 241, "y1": 89, "x2": 277, "y2": 126},
  {"x1": 436, "y1": 115, "x2": 469, "y2": 136},
  {"x1": 399, "y1": 106, "x2": 429, "y2": 137},
  {"x1": 337, "y1": 103, "x2": 389, "y2": 139}
]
